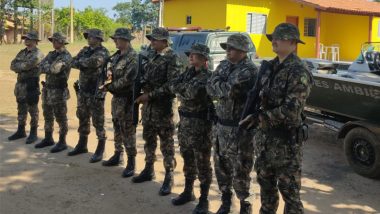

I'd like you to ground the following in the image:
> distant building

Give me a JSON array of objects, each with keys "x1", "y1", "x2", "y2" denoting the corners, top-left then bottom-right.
[{"x1": 153, "y1": 0, "x2": 380, "y2": 61}]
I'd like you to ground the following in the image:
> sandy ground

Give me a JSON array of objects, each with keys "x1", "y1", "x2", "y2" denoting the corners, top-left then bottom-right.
[{"x1": 1, "y1": 43, "x2": 380, "y2": 214}]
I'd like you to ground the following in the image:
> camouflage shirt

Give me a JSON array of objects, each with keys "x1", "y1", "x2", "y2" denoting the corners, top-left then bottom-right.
[
  {"x1": 10, "y1": 47, "x2": 44, "y2": 81},
  {"x1": 40, "y1": 48, "x2": 72, "y2": 86},
  {"x1": 141, "y1": 47, "x2": 181, "y2": 119},
  {"x1": 72, "y1": 45, "x2": 110, "y2": 97},
  {"x1": 207, "y1": 57, "x2": 258, "y2": 121},
  {"x1": 259, "y1": 53, "x2": 312, "y2": 129},
  {"x1": 106, "y1": 48, "x2": 137, "y2": 96},
  {"x1": 170, "y1": 66, "x2": 212, "y2": 113}
]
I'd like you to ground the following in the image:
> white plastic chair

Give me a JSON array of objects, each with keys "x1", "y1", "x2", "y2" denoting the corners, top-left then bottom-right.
[
  {"x1": 330, "y1": 44, "x2": 340, "y2": 62},
  {"x1": 319, "y1": 43, "x2": 327, "y2": 59}
]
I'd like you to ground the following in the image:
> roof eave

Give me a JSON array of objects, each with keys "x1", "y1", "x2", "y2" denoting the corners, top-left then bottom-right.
[{"x1": 293, "y1": 0, "x2": 380, "y2": 17}]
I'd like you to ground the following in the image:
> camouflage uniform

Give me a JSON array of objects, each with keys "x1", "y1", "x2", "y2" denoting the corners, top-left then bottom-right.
[
  {"x1": 105, "y1": 28, "x2": 138, "y2": 159},
  {"x1": 175, "y1": 66, "x2": 213, "y2": 183},
  {"x1": 171, "y1": 61, "x2": 212, "y2": 187},
  {"x1": 170, "y1": 44, "x2": 213, "y2": 213},
  {"x1": 206, "y1": 34, "x2": 257, "y2": 213},
  {"x1": 254, "y1": 23, "x2": 312, "y2": 214},
  {"x1": 132, "y1": 28, "x2": 181, "y2": 197},
  {"x1": 71, "y1": 29, "x2": 109, "y2": 141},
  {"x1": 68, "y1": 29, "x2": 110, "y2": 162},
  {"x1": 39, "y1": 33, "x2": 72, "y2": 142},
  {"x1": 141, "y1": 29, "x2": 180, "y2": 172},
  {"x1": 9, "y1": 31, "x2": 44, "y2": 143}
]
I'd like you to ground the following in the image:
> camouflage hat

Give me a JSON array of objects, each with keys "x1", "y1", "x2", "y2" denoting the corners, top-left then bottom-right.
[
  {"x1": 266, "y1": 23, "x2": 305, "y2": 44},
  {"x1": 21, "y1": 31, "x2": 40, "y2": 41},
  {"x1": 220, "y1": 34, "x2": 250, "y2": 52},
  {"x1": 146, "y1": 27, "x2": 171, "y2": 43},
  {"x1": 110, "y1": 28, "x2": 135, "y2": 41},
  {"x1": 83, "y1": 28, "x2": 104, "y2": 42},
  {"x1": 48, "y1": 32, "x2": 69, "y2": 45},
  {"x1": 185, "y1": 43, "x2": 210, "y2": 59}
]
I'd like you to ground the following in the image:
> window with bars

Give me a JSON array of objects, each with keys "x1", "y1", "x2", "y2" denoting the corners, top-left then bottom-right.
[
  {"x1": 304, "y1": 18, "x2": 316, "y2": 37},
  {"x1": 246, "y1": 13, "x2": 267, "y2": 34}
]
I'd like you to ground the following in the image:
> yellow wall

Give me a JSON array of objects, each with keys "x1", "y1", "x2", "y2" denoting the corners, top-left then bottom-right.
[
  {"x1": 372, "y1": 17, "x2": 380, "y2": 43},
  {"x1": 226, "y1": 0, "x2": 317, "y2": 59},
  {"x1": 162, "y1": 0, "x2": 375, "y2": 61},
  {"x1": 163, "y1": 0, "x2": 227, "y2": 30},
  {"x1": 320, "y1": 12, "x2": 369, "y2": 61}
]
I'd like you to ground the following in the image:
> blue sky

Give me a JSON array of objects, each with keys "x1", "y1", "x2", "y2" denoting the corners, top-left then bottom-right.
[{"x1": 54, "y1": 0, "x2": 129, "y2": 18}]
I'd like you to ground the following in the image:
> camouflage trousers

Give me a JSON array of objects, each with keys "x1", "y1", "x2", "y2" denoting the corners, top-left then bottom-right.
[
  {"x1": 142, "y1": 116, "x2": 176, "y2": 171},
  {"x1": 254, "y1": 130, "x2": 304, "y2": 214},
  {"x1": 177, "y1": 117, "x2": 212, "y2": 185},
  {"x1": 15, "y1": 82, "x2": 39, "y2": 128},
  {"x1": 213, "y1": 123, "x2": 254, "y2": 200},
  {"x1": 111, "y1": 96, "x2": 136, "y2": 157},
  {"x1": 17, "y1": 101, "x2": 39, "y2": 128},
  {"x1": 76, "y1": 93, "x2": 106, "y2": 140},
  {"x1": 42, "y1": 88, "x2": 68, "y2": 135}
]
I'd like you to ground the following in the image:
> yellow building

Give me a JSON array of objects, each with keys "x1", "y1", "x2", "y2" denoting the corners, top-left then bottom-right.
[{"x1": 154, "y1": 0, "x2": 380, "y2": 61}]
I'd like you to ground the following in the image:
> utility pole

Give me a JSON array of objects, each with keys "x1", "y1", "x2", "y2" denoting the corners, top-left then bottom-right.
[
  {"x1": 51, "y1": 0, "x2": 54, "y2": 35},
  {"x1": 38, "y1": 0, "x2": 42, "y2": 40},
  {"x1": 70, "y1": 0, "x2": 74, "y2": 43},
  {"x1": 158, "y1": 0, "x2": 164, "y2": 27}
]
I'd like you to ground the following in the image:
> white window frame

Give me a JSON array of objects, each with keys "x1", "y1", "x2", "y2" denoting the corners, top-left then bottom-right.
[
  {"x1": 247, "y1": 13, "x2": 267, "y2": 34},
  {"x1": 304, "y1": 18, "x2": 317, "y2": 37}
]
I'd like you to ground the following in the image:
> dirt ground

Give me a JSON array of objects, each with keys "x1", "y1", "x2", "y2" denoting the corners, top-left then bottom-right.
[{"x1": 0, "y1": 43, "x2": 380, "y2": 214}]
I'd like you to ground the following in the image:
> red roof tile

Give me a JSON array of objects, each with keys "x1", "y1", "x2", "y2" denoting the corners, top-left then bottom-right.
[{"x1": 293, "y1": 0, "x2": 380, "y2": 16}]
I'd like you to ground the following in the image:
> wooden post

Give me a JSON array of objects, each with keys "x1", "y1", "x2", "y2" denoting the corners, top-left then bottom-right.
[
  {"x1": 315, "y1": 9, "x2": 321, "y2": 58},
  {"x1": 369, "y1": 15, "x2": 373, "y2": 42}
]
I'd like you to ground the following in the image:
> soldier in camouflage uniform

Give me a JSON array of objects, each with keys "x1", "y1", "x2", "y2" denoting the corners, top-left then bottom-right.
[
  {"x1": 132, "y1": 27, "x2": 181, "y2": 196},
  {"x1": 170, "y1": 44, "x2": 213, "y2": 214},
  {"x1": 241, "y1": 23, "x2": 313, "y2": 214},
  {"x1": 9, "y1": 31, "x2": 44, "y2": 144},
  {"x1": 68, "y1": 29, "x2": 110, "y2": 163},
  {"x1": 206, "y1": 34, "x2": 258, "y2": 214},
  {"x1": 35, "y1": 32, "x2": 72, "y2": 153},
  {"x1": 101, "y1": 28, "x2": 138, "y2": 178}
]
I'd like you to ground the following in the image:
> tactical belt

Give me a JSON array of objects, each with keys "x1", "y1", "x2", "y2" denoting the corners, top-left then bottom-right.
[
  {"x1": 20, "y1": 77, "x2": 39, "y2": 84},
  {"x1": 178, "y1": 109, "x2": 208, "y2": 120},
  {"x1": 264, "y1": 126, "x2": 297, "y2": 139},
  {"x1": 44, "y1": 82, "x2": 68, "y2": 89},
  {"x1": 217, "y1": 118, "x2": 240, "y2": 127}
]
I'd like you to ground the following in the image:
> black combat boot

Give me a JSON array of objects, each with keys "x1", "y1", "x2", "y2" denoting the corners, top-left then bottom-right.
[
  {"x1": 132, "y1": 162, "x2": 155, "y2": 183},
  {"x1": 122, "y1": 156, "x2": 135, "y2": 177},
  {"x1": 172, "y1": 179, "x2": 195, "y2": 205},
  {"x1": 103, "y1": 151, "x2": 124, "y2": 166},
  {"x1": 159, "y1": 170, "x2": 174, "y2": 196},
  {"x1": 89, "y1": 139, "x2": 105, "y2": 163},
  {"x1": 50, "y1": 134, "x2": 68, "y2": 153},
  {"x1": 240, "y1": 200, "x2": 252, "y2": 214},
  {"x1": 68, "y1": 135, "x2": 88, "y2": 156},
  {"x1": 25, "y1": 126, "x2": 38, "y2": 144},
  {"x1": 216, "y1": 191, "x2": 232, "y2": 214},
  {"x1": 193, "y1": 183, "x2": 210, "y2": 214},
  {"x1": 8, "y1": 125, "x2": 26, "y2": 141},
  {"x1": 35, "y1": 131, "x2": 55, "y2": 148}
]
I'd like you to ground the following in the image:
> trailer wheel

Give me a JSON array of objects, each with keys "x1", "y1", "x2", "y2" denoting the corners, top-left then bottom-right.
[{"x1": 344, "y1": 127, "x2": 380, "y2": 179}]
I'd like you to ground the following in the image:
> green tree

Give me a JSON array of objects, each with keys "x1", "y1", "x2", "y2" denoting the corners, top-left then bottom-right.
[
  {"x1": 55, "y1": 6, "x2": 123, "y2": 40},
  {"x1": 113, "y1": 0, "x2": 158, "y2": 31}
]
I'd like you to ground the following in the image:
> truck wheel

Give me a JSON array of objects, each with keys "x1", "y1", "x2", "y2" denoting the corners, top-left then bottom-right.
[{"x1": 344, "y1": 127, "x2": 380, "y2": 179}]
